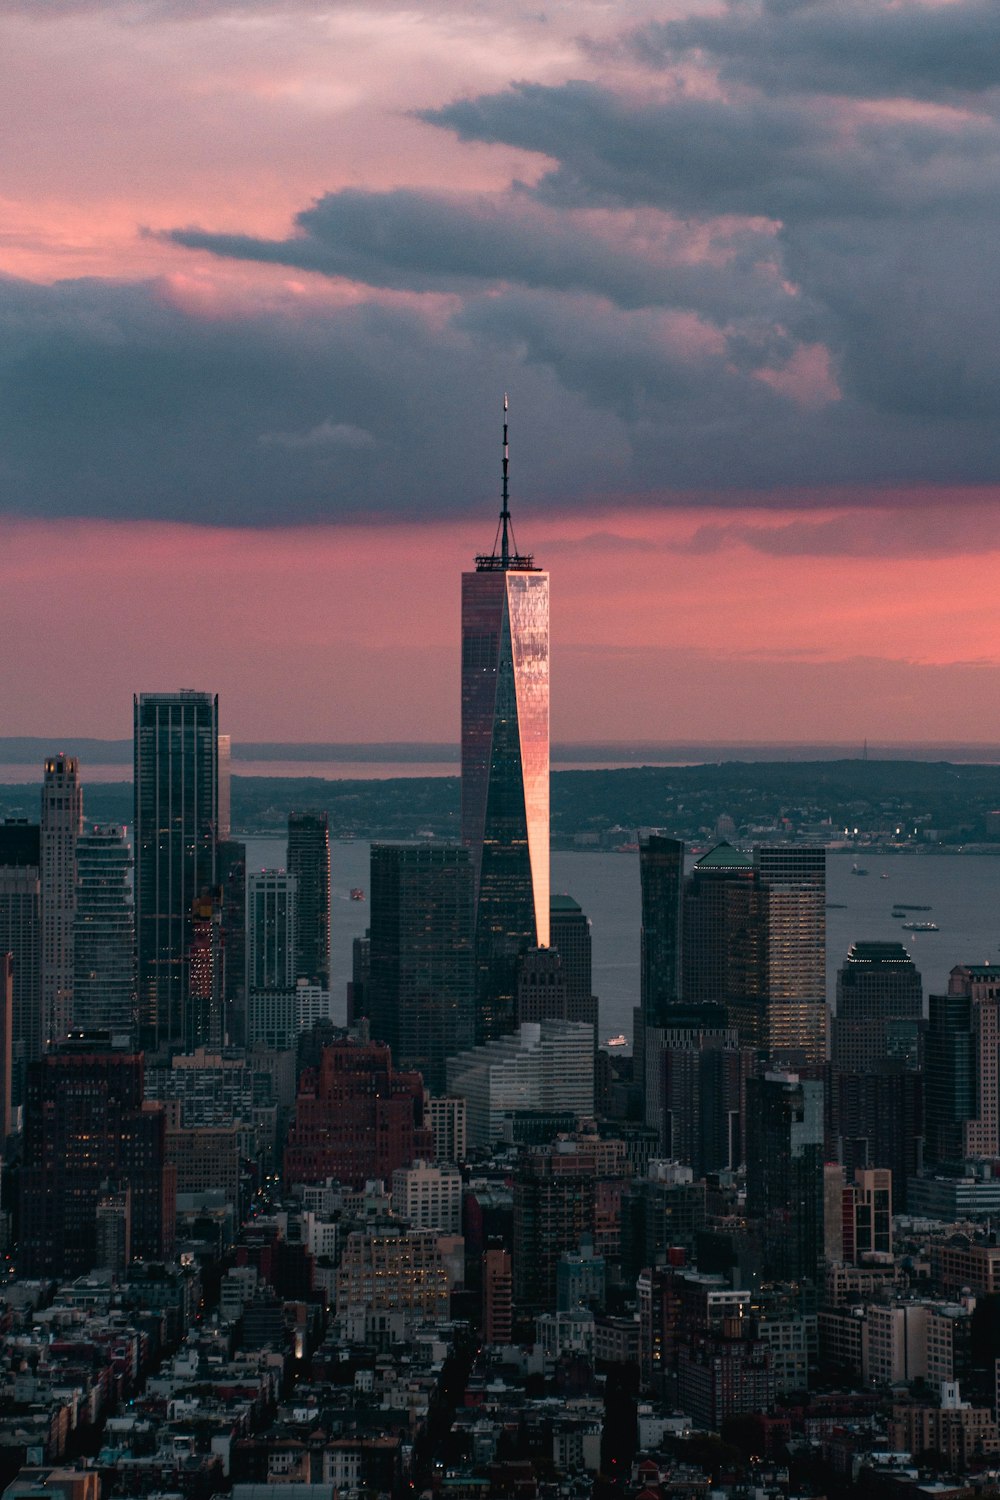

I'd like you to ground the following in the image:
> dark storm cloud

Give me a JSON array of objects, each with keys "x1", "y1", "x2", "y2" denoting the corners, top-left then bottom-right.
[
  {"x1": 424, "y1": 81, "x2": 1000, "y2": 223},
  {"x1": 167, "y1": 189, "x2": 792, "y2": 323},
  {"x1": 0, "y1": 274, "x2": 634, "y2": 524},
  {"x1": 627, "y1": 0, "x2": 1000, "y2": 102}
]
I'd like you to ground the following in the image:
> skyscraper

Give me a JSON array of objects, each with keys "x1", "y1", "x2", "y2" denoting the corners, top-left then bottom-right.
[
  {"x1": 246, "y1": 868, "x2": 297, "y2": 1047},
  {"x1": 746, "y1": 1071, "x2": 824, "y2": 1285},
  {"x1": 925, "y1": 963, "x2": 1000, "y2": 1166},
  {"x1": 73, "y1": 824, "x2": 136, "y2": 1036},
  {"x1": 40, "y1": 754, "x2": 83, "y2": 1047},
  {"x1": 462, "y1": 401, "x2": 549, "y2": 1043},
  {"x1": 549, "y1": 893, "x2": 599, "y2": 1032},
  {"x1": 18, "y1": 1035, "x2": 176, "y2": 1277},
  {"x1": 0, "y1": 820, "x2": 42, "y2": 1100},
  {"x1": 638, "y1": 833, "x2": 686, "y2": 1132},
  {"x1": 369, "y1": 843, "x2": 474, "y2": 1093},
  {"x1": 134, "y1": 690, "x2": 219, "y2": 1055},
  {"x1": 832, "y1": 940, "x2": 923, "y2": 1073},
  {"x1": 287, "y1": 811, "x2": 331, "y2": 988},
  {"x1": 753, "y1": 846, "x2": 826, "y2": 1064}
]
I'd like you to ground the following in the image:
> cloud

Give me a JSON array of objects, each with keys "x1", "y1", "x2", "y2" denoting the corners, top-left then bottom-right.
[
  {"x1": 167, "y1": 187, "x2": 792, "y2": 323},
  {"x1": 627, "y1": 0, "x2": 1000, "y2": 102},
  {"x1": 259, "y1": 419, "x2": 376, "y2": 451}
]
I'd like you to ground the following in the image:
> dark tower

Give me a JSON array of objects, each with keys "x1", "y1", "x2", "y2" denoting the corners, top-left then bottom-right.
[
  {"x1": 368, "y1": 843, "x2": 474, "y2": 1093},
  {"x1": 287, "y1": 812, "x2": 331, "y2": 988},
  {"x1": 461, "y1": 400, "x2": 549, "y2": 1043},
  {"x1": 134, "y1": 691, "x2": 219, "y2": 1055}
]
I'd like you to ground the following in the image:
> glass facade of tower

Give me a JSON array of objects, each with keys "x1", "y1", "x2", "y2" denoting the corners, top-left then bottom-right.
[
  {"x1": 134, "y1": 691, "x2": 219, "y2": 1055},
  {"x1": 73, "y1": 824, "x2": 135, "y2": 1036},
  {"x1": 462, "y1": 565, "x2": 549, "y2": 1043}
]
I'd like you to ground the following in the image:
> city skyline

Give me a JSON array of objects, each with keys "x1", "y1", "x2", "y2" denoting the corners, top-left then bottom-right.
[{"x1": 3, "y1": 0, "x2": 1000, "y2": 746}]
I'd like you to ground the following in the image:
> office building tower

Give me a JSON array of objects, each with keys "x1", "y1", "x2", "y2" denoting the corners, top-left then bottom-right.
[
  {"x1": 925, "y1": 964, "x2": 1000, "y2": 1166},
  {"x1": 549, "y1": 894, "x2": 599, "y2": 1031},
  {"x1": 247, "y1": 869, "x2": 297, "y2": 990},
  {"x1": 368, "y1": 843, "x2": 474, "y2": 1094},
  {"x1": 833, "y1": 941, "x2": 923, "y2": 1073},
  {"x1": 516, "y1": 945, "x2": 568, "y2": 1025},
  {"x1": 831, "y1": 1065, "x2": 923, "y2": 1210},
  {"x1": 287, "y1": 812, "x2": 331, "y2": 988},
  {"x1": 217, "y1": 839, "x2": 247, "y2": 1047},
  {"x1": 283, "y1": 1038, "x2": 433, "y2": 1189},
  {"x1": 746, "y1": 1072, "x2": 824, "y2": 1285},
  {"x1": 753, "y1": 846, "x2": 826, "y2": 1063},
  {"x1": 348, "y1": 929, "x2": 370, "y2": 1026},
  {"x1": 640, "y1": 834, "x2": 685, "y2": 1024},
  {"x1": 638, "y1": 834, "x2": 689, "y2": 1128},
  {"x1": 446, "y1": 1019, "x2": 595, "y2": 1150},
  {"x1": 72, "y1": 824, "x2": 135, "y2": 1035},
  {"x1": 0, "y1": 821, "x2": 42, "y2": 1099},
  {"x1": 217, "y1": 734, "x2": 231, "y2": 840},
  {"x1": 40, "y1": 754, "x2": 83, "y2": 1047},
  {"x1": 512, "y1": 1135, "x2": 626, "y2": 1311},
  {"x1": 188, "y1": 888, "x2": 225, "y2": 1050},
  {"x1": 622, "y1": 1163, "x2": 707, "y2": 1284},
  {"x1": 0, "y1": 953, "x2": 12, "y2": 1142},
  {"x1": 425, "y1": 1094, "x2": 467, "y2": 1163},
  {"x1": 654, "y1": 1011, "x2": 750, "y2": 1172},
  {"x1": 682, "y1": 843, "x2": 762, "y2": 1008},
  {"x1": 134, "y1": 691, "x2": 219, "y2": 1055},
  {"x1": 462, "y1": 402, "x2": 549, "y2": 1043},
  {"x1": 18, "y1": 1035, "x2": 176, "y2": 1277}
]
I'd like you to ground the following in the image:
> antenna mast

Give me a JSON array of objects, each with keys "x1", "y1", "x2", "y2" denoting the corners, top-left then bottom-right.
[{"x1": 501, "y1": 393, "x2": 510, "y2": 568}]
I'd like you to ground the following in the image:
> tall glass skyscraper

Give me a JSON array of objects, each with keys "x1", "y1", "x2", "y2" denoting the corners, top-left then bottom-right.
[
  {"x1": 287, "y1": 811, "x2": 331, "y2": 988},
  {"x1": 73, "y1": 824, "x2": 135, "y2": 1036},
  {"x1": 134, "y1": 690, "x2": 219, "y2": 1055},
  {"x1": 462, "y1": 403, "x2": 549, "y2": 1042},
  {"x1": 40, "y1": 754, "x2": 83, "y2": 1048}
]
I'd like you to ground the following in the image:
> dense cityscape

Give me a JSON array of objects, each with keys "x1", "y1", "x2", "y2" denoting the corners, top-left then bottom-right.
[{"x1": 2, "y1": 476, "x2": 1000, "y2": 1500}]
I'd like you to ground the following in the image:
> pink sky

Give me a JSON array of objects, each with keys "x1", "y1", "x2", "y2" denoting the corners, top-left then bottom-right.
[{"x1": 2, "y1": 0, "x2": 999, "y2": 745}]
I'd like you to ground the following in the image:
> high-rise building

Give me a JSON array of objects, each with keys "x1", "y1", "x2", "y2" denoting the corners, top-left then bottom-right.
[
  {"x1": 654, "y1": 1011, "x2": 750, "y2": 1172},
  {"x1": 925, "y1": 963, "x2": 1000, "y2": 1166},
  {"x1": 40, "y1": 754, "x2": 83, "y2": 1047},
  {"x1": 0, "y1": 820, "x2": 42, "y2": 1100},
  {"x1": 18, "y1": 1035, "x2": 176, "y2": 1277},
  {"x1": 283, "y1": 1038, "x2": 433, "y2": 1189},
  {"x1": 72, "y1": 824, "x2": 135, "y2": 1035},
  {"x1": 217, "y1": 734, "x2": 232, "y2": 840},
  {"x1": 753, "y1": 846, "x2": 826, "y2": 1063},
  {"x1": 746, "y1": 1072, "x2": 824, "y2": 1285},
  {"x1": 549, "y1": 894, "x2": 599, "y2": 1032},
  {"x1": 188, "y1": 888, "x2": 225, "y2": 1050},
  {"x1": 134, "y1": 691, "x2": 219, "y2": 1055},
  {"x1": 217, "y1": 839, "x2": 247, "y2": 1046},
  {"x1": 831, "y1": 1064, "x2": 923, "y2": 1210},
  {"x1": 368, "y1": 843, "x2": 474, "y2": 1094},
  {"x1": 247, "y1": 869, "x2": 297, "y2": 990},
  {"x1": 833, "y1": 941, "x2": 923, "y2": 1073},
  {"x1": 287, "y1": 812, "x2": 331, "y2": 988},
  {"x1": 462, "y1": 402, "x2": 549, "y2": 1043},
  {"x1": 0, "y1": 952, "x2": 12, "y2": 1142},
  {"x1": 516, "y1": 945, "x2": 568, "y2": 1025},
  {"x1": 638, "y1": 834, "x2": 686, "y2": 1128},
  {"x1": 682, "y1": 843, "x2": 761, "y2": 1009},
  {"x1": 640, "y1": 835, "x2": 685, "y2": 1024}
]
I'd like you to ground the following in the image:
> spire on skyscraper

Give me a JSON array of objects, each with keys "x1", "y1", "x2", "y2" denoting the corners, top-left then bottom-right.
[{"x1": 478, "y1": 394, "x2": 534, "y2": 572}]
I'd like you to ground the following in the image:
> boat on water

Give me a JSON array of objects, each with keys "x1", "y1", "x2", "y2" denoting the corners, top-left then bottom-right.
[
  {"x1": 880, "y1": 873, "x2": 889, "y2": 880},
  {"x1": 895, "y1": 904, "x2": 932, "y2": 911},
  {"x1": 605, "y1": 1034, "x2": 628, "y2": 1049},
  {"x1": 892, "y1": 909, "x2": 907, "y2": 918},
  {"x1": 851, "y1": 864, "x2": 869, "y2": 875},
  {"x1": 826, "y1": 902, "x2": 847, "y2": 909},
  {"x1": 903, "y1": 920, "x2": 939, "y2": 932},
  {"x1": 350, "y1": 888, "x2": 365, "y2": 901}
]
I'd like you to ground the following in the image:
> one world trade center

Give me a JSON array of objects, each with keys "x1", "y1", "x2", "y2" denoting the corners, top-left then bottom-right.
[{"x1": 461, "y1": 400, "x2": 549, "y2": 1043}]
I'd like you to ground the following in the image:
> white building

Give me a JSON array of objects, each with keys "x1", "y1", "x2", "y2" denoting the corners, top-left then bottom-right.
[
  {"x1": 446, "y1": 1020, "x2": 594, "y2": 1148},
  {"x1": 391, "y1": 1160, "x2": 463, "y2": 1235}
]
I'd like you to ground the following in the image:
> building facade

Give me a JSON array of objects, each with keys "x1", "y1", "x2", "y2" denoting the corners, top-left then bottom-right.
[
  {"x1": 72, "y1": 824, "x2": 135, "y2": 1035},
  {"x1": 287, "y1": 812, "x2": 331, "y2": 988},
  {"x1": 134, "y1": 691, "x2": 219, "y2": 1055},
  {"x1": 40, "y1": 754, "x2": 83, "y2": 1047},
  {"x1": 462, "y1": 415, "x2": 549, "y2": 1043}
]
